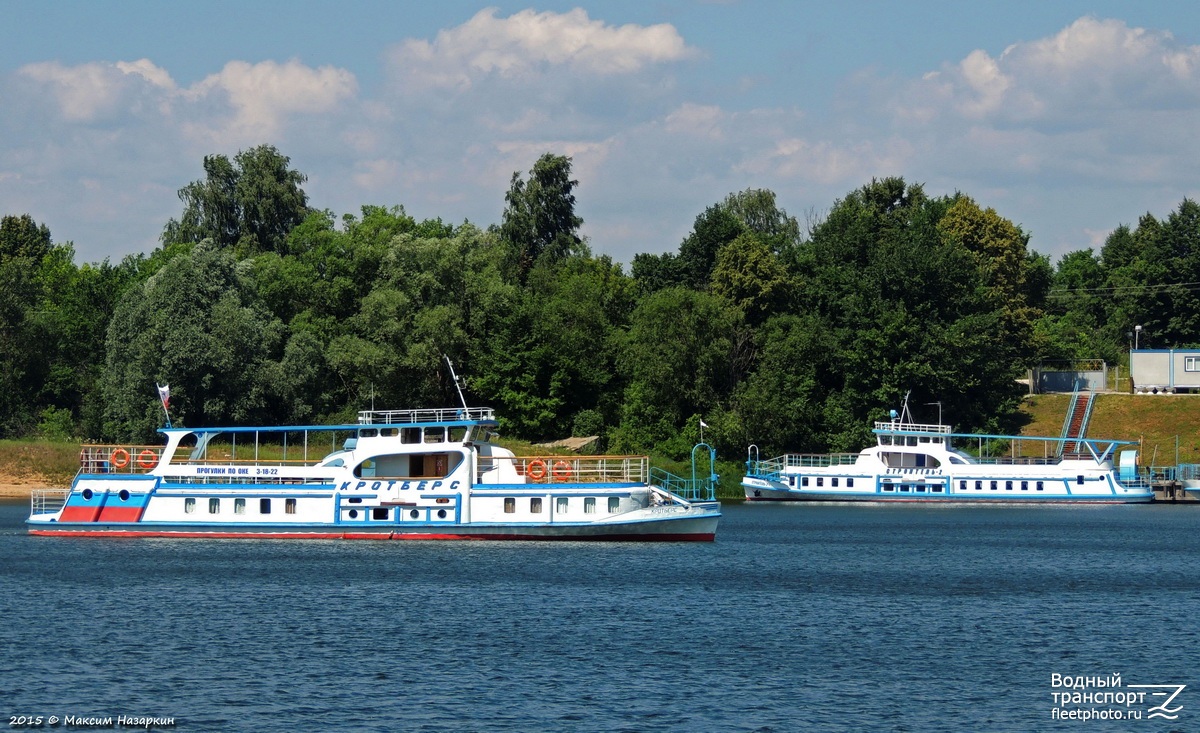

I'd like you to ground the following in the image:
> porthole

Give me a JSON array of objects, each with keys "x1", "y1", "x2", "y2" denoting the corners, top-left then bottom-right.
[
  {"x1": 437, "y1": 509, "x2": 446, "y2": 519},
  {"x1": 348, "y1": 509, "x2": 358, "y2": 519},
  {"x1": 82, "y1": 489, "x2": 93, "y2": 500},
  {"x1": 410, "y1": 509, "x2": 419, "y2": 519},
  {"x1": 118, "y1": 489, "x2": 130, "y2": 501}
]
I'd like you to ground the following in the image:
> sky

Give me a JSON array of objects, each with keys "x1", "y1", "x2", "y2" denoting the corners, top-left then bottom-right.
[{"x1": 2, "y1": 1, "x2": 1200, "y2": 266}]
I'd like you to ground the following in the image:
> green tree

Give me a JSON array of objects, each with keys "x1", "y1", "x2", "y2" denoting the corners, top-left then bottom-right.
[
  {"x1": 161, "y1": 144, "x2": 310, "y2": 256},
  {"x1": 613, "y1": 287, "x2": 738, "y2": 454},
  {"x1": 499, "y1": 153, "x2": 584, "y2": 280},
  {"x1": 101, "y1": 242, "x2": 285, "y2": 440},
  {"x1": 788, "y1": 178, "x2": 1031, "y2": 442},
  {"x1": 475, "y1": 254, "x2": 632, "y2": 438},
  {"x1": 0, "y1": 214, "x2": 52, "y2": 263},
  {"x1": 709, "y1": 232, "x2": 790, "y2": 326}
]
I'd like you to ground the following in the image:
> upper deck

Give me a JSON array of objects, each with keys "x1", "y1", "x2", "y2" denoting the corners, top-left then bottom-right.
[
  {"x1": 357, "y1": 407, "x2": 496, "y2": 425},
  {"x1": 873, "y1": 421, "x2": 952, "y2": 437}
]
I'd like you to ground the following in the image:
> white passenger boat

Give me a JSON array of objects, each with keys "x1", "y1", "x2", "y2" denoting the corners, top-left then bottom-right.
[
  {"x1": 28, "y1": 406, "x2": 721, "y2": 540},
  {"x1": 743, "y1": 400, "x2": 1153, "y2": 504}
]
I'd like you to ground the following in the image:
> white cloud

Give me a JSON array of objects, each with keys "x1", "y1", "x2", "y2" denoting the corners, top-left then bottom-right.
[
  {"x1": 664, "y1": 103, "x2": 725, "y2": 140},
  {"x1": 19, "y1": 59, "x2": 175, "y2": 122},
  {"x1": 184, "y1": 59, "x2": 357, "y2": 145},
  {"x1": 388, "y1": 7, "x2": 696, "y2": 90},
  {"x1": 7, "y1": 12, "x2": 1200, "y2": 267},
  {"x1": 908, "y1": 16, "x2": 1200, "y2": 126}
]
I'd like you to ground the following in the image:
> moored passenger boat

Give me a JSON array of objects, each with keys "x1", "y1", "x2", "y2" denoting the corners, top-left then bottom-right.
[
  {"x1": 743, "y1": 400, "x2": 1153, "y2": 504},
  {"x1": 28, "y1": 407, "x2": 721, "y2": 540}
]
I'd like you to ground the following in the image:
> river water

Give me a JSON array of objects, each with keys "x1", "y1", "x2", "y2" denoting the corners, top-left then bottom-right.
[{"x1": 1, "y1": 501, "x2": 1196, "y2": 732}]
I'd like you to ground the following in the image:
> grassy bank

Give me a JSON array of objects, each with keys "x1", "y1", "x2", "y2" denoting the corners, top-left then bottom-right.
[
  {"x1": 0, "y1": 439, "x2": 80, "y2": 488},
  {"x1": 1019, "y1": 393, "x2": 1200, "y2": 465}
]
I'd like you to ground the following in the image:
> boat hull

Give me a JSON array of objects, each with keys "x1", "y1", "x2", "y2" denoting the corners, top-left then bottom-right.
[
  {"x1": 743, "y1": 481, "x2": 1153, "y2": 504},
  {"x1": 27, "y1": 504, "x2": 721, "y2": 541}
]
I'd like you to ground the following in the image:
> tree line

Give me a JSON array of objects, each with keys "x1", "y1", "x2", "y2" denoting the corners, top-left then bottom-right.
[{"x1": 1, "y1": 144, "x2": 1194, "y2": 460}]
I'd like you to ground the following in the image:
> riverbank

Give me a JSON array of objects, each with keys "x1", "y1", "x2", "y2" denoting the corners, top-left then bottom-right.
[{"x1": 0, "y1": 475, "x2": 59, "y2": 498}]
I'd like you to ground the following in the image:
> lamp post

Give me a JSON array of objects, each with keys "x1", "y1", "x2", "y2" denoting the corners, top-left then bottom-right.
[{"x1": 1135, "y1": 324, "x2": 1142, "y2": 350}]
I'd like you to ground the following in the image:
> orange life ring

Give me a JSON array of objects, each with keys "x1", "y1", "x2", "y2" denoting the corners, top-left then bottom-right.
[
  {"x1": 551, "y1": 460, "x2": 573, "y2": 481},
  {"x1": 110, "y1": 448, "x2": 130, "y2": 469},
  {"x1": 137, "y1": 449, "x2": 158, "y2": 469},
  {"x1": 527, "y1": 459, "x2": 547, "y2": 481}
]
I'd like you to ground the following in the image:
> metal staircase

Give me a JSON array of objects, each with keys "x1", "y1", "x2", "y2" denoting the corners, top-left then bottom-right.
[{"x1": 1059, "y1": 383, "x2": 1095, "y2": 456}]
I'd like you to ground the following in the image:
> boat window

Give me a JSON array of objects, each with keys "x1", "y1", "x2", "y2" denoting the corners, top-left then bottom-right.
[
  {"x1": 410, "y1": 509, "x2": 419, "y2": 519},
  {"x1": 185, "y1": 497, "x2": 196, "y2": 514},
  {"x1": 608, "y1": 497, "x2": 620, "y2": 513},
  {"x1": 401, "y1": 428, "x2": 420, "y2": 444},
  {"x1": 556, "y1": 497, "x2": 569, "y2": 513},
  {"x1": 976, "y1": 481, "x2": 983, "y2": 490},
  {"x1": 832, "y1": 478, "x2": 839, "y2": 487},
  {"x1": 949, "y1": 456, "x2": 965, "y2": 464},
  {"x1": 959, "y1": 480, "x2": 967, "y2": 491},
  {"x1": 1021, "y1": 481, "x2": 1028, "y2": 491},
  {"x1": 990, "y1": 481, "x2": 998, "y2": 491},
  {"x1": 359, "y1": 428, "x2": 378, "y2": 438},
  {"x1": 380, "y1": 428, "x2": 398, "y2": 437},
  {"x1": 209, "y1": 498, "x2": 220, "y2": 514},
  {"x1": 1037, "y1": 481, "x2": 1044, "y2": 491},
  {"x1": 504, "y1": 498, "x2": 515, "y2": 513},
  {"x1": 424, "y1": 427, "x2": 445, "y2": 443},
  {"x1": 1005, "y1": 481, "x2": 1013, "y2": 491},
  {"x1": 916, "y1": 485, "x2": 925, "y2": 492},
  {"x1": 788, "y1": 476, "x2": 795, "y2": 487},
  {"x1": 801, "y1": 477, "x2": 809, "y2": 487},
  {"x1": 882, "y1": 482, "x2": 893, "y2": 492},
  {"x1": 847, "y1": 478, "x2": 854, "y2": 488},
  {"x1": 285, "y1": 498, "x2": 297, "y2": 514},
  {"x1": 919, "y1": 436, "x2": 930, "y2": 444},
  {"x1": 816, "y1": 477, "x2": 823, "y2": 487},
  {"x1": 448, "y1": 427, "x2": 467, "y2": 442},
  {"x1": 584, "y1": 497, "x2": 596, "y2": 514},
  {"x1": 1077, "y1": 475, "x2": 1085, "y2": 485},
  {"x1": 931, "y1": 485, "x2": 942, "y2": 493},
  {"x1": 373, "y1": 507, "x2": 389, "y2": 520},
  {"x1": 260, "y1": 498, "x2": 271, "y2": 514},
  {"x1": 907, "y1": 437, "x2": 918, "y2": 446},
  {"x1": 531, "y1": 497, "x2": 543, "y2": 513},
  {"x1": 234, "y1": 498, "x2": 245, "y2": 514}
]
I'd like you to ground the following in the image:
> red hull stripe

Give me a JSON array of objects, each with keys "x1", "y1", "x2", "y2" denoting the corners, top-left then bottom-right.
[
  {"x1": 60, "y1": 505, "x2": 102, "y2": 522},
  {"x1": 96, "y1": 506, "x2": 146, "y2": 522},
  {"x1": 29, "y1": 529, "x2": 715, "y2": 542}
]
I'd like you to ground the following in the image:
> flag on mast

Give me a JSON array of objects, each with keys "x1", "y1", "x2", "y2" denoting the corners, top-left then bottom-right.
[{"x1": 157, "y1": 384, "x2": 172, "y2": 428}]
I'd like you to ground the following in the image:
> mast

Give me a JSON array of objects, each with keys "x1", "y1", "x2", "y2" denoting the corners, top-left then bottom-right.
[{"x1": 444, "y1": 355, "x2": 469, "y2": 410}]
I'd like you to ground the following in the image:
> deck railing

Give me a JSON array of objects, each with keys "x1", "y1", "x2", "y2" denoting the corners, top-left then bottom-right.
[
  {"x1": 748, "y1": 453, "x2": 858, "y2": 478},
  {"x1": 506, "y1": 455, "x2": 649, "y2": 484},
  {"x1": 649, "y1": 467, "x2": 717, "y2": 502},
  {"x1": 358, "y1": 407, "x2": 495, "y2": 424},
  {"x1": 31, "y1": 489, "x2": 69, "y2": 516},
  {"x1": 78, "y1": 445, "x2": 165, "y2": 474}
]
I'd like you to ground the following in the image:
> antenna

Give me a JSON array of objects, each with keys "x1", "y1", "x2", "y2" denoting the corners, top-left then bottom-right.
[{"x1": 444, "y1": 355, "x2": 469, "y2": 410}]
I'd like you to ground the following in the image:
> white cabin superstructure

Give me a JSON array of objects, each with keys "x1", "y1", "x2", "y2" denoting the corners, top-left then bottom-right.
[
  {"x1": 29, "y1": 407, "x2": 721, "y2": 540},
  {"x1": 743, "y1": 408, "x2": 1153, "y2": 504}
]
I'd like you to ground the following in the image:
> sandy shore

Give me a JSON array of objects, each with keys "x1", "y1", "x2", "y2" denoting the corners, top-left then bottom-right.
[{"x1": 0, "y1": 475, "x2": 62, "y2": 499}]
